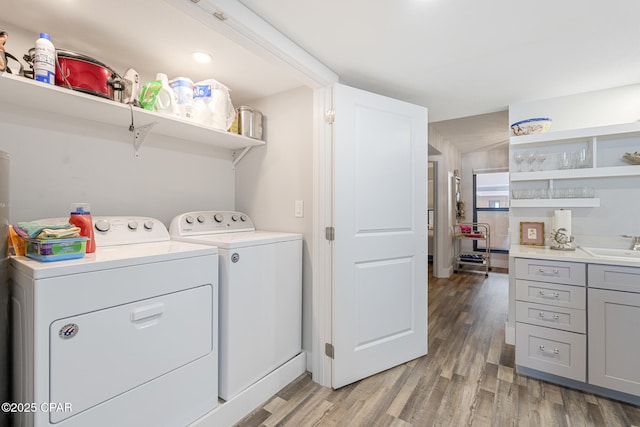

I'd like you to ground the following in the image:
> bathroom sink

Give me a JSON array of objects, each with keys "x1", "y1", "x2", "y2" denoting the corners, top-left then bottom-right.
[{"x1": 580, "y1": 247, "x2": 640, "y2": 260}]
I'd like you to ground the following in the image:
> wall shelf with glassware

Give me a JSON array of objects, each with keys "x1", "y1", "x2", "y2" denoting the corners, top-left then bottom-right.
[
  {"x1": 510, "y1": 198, "x2": 600, "y2": 208},
  {"x1": 0, "y1": 72, "x2": 264, "y2": 155},
  {"x1": 510, "y1": 121, "x2": 640, "y2": 181},
  {"x1": 509, "y1": 122, "x2": 640, "y2": 208}
]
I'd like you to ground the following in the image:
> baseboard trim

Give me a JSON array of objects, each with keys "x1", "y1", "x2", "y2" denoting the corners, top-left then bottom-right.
[
  {"x1": 505, "y1": 323, "x2": 515, "y2": 345},
  {"x1": 190, "y1": 352, "x2": 307, "y2": 427}
]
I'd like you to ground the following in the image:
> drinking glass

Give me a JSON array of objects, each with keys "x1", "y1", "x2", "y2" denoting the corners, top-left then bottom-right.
[
  {"x1": 525, "y1": 152, "x2": 536, "y2": 172},
  {"x1": 514, "y1": 152, "x2": 524, "y2": 172},
  {"x1": 576, "y1": 148, "x2": 590, "y2": 168},
  {"x1": 559, "y1": 152, "x2": 576, "y2": 169},
  {"x1": 535, "y1": 152, "x2": 547, "y2": 171}
]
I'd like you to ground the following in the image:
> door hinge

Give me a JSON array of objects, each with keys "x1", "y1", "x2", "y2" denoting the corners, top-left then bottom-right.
[
  {"x1": 325, "y1": 226, "x2": 335, "y2": 241},
  {"x1": 213, "y1": 11, "x2": 227, "y2": 21},
  {"x1": 325, "y1": 343, "x2": 334, "y2": 359},
  {"x1": 325, "y1": 109, "x2": 335, "y2": 124}
]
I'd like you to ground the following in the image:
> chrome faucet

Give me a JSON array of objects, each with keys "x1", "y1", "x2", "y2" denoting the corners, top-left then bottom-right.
[{"x1": 622, "y1": 235, "x2": 640, "y2": 251}]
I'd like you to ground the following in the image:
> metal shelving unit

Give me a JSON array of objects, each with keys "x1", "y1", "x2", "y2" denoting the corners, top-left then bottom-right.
[{"x1": 454, "y1": 222, "x2": 491, "y2": 277}]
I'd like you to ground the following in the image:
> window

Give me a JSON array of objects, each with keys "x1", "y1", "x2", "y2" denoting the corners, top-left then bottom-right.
[{"x1": 473, "y1": 170, "x2": 509, "y2": 253}]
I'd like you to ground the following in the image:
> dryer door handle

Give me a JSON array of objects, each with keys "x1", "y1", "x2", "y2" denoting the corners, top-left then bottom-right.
[{"x1": 130, "y1": 303, "x2": 165, "y2": 322}]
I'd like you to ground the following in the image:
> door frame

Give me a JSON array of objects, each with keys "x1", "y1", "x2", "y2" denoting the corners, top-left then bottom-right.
[
  {"x1": 428, "y1": 160, "x2": 437, "y2": 273},
  {"x1": 311, "y1": 87, "x2": 334, "y2": 386}
]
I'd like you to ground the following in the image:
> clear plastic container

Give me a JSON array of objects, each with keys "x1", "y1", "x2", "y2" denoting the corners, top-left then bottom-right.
[{"x1": 25, "y1": 237, "x2": 87, "y2": 262}]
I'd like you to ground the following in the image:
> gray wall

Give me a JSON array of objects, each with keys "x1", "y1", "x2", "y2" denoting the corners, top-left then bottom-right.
[{"x1": 0, "y1": 108, "x2": 235, "y2": 224}]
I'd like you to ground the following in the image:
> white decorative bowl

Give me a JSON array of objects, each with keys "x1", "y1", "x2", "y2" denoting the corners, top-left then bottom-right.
[
  {"x1": 623, "y1": 152, "x2": 640, "y2": 165},
  {"x1": 511, "y1": 118, "x2": 552, "y2": 136}
]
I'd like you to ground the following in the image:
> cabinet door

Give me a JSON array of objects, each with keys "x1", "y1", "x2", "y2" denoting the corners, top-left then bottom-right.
[{"x1": 588, "y1": 289, "x2": 640, "y2": 396}]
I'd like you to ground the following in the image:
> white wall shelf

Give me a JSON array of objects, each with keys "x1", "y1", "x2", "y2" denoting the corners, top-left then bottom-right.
[
  {"x1": 510, "y1": 165, "x2": 640, "y2": 181},
  {"x1": 510, "y1": 121, "x2": 640, "y2": 208},
  {"x1": 510, "y1": 198, "x2": 600, "y2": 208},
  {"x1": 0, "y1": 72, "x2": 264, "y2": 153},
  {"x1": 510, "y1": 121, "x2": 640, "y2": 146}
]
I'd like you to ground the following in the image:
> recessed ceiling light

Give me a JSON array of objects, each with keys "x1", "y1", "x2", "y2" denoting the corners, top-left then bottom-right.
[{"x1": 192, "y1": 52, "x2": 212, "y2": 63}]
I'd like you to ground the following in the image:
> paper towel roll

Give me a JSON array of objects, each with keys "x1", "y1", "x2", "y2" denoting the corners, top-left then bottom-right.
[{"x1": 553, "y1": 209, "x2": 572, "y2": 236}]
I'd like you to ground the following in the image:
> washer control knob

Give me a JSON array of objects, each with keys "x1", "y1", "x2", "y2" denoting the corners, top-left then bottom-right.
[
  {"x1": 214, "y1": 214, "x2": 224, "y2": 223},
  {"x1": 95, "y1": 219, "x2": 110, "y2": 232},
  {"x1": 240, "y1": 215, "x2": 247, "y2": 222},
  {"x1": 185, "y1": 215, "x2": 194, "y2": 224},
  {"x1": 144, "y1": 220, "x2": 154, "y2": 230},
  {"x1": 128, "y1": 220, "x2": 138, "y2": 230},
  {"x1": 231, "y1": 214, "x2": 239, "y2": 222},
  {"x1": 197, "y1": 215, "x2": 205, "y2": 223}
]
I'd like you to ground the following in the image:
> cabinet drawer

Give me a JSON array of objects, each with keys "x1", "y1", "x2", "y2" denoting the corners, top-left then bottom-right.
[
  {"x1": 515, "y1": 322, "x2": 586, "y2": 382},
  {"x1": 515, "y1": 279, "x2": 586, "y2": 309},
  {"x1": 515, "y1": 258, "x2": 585, "y2": 285},
  {"x1": 515, "y1": 301, "x2": 585, "y2": 333},
  {"x1": 588, "y1": 263, "x2": 640, "y2": 293}
]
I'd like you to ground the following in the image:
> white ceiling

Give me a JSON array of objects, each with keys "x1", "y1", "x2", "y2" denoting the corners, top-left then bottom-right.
[{"x1": 4, "y1": 0, "x2": 640, "y2": 153}]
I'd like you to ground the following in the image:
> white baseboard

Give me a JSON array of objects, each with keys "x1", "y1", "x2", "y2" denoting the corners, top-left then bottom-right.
[
  {"x1": 190, "y1": 352, "x2": 307, "y2": 427},
  {"x1": 505, "y1": 322, "x2": 515, "y2": 345}
]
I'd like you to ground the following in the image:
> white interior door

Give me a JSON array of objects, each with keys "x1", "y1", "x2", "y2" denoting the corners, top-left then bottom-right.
[{"x1": 331, "y1": 83, "x2": 428, "y2": 388}]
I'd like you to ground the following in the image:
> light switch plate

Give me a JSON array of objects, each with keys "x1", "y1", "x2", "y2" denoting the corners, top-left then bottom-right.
[{"x1": 295, "y1": 200, "x2": 304, "y2": 218}]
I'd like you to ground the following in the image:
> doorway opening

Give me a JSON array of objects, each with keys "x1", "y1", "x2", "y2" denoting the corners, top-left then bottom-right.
[{"x1": 428, "y1": 161, "x2": 436, "y2": 269}]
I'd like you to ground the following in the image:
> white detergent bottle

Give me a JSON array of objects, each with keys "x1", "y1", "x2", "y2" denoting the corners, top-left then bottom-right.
[
  {"x1": 34, "y1": 32, "x2": 55, "y2": 85},
  {"x1": 154, "y1": 73, "x2": 178, "y2": 116}
]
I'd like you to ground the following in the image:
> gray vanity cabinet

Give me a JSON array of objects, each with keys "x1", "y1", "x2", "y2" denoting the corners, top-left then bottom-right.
[
  {"x1": 588, "y1": 264, "x2": 640, "y2": 397},
  {"x1": 514, "y1": 258, "x2": 587, "y2": 382}
]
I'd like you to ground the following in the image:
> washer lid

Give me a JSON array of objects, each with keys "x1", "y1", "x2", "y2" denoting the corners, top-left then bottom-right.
[
  {"x1": 10, "y1": 240, "x2": 217, "y2": 279},
  {"x1": 173, "y1": 230, "x2": 301, "y2": 249}
]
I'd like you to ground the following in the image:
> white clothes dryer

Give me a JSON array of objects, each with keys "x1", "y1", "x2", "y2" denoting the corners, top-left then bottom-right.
[
  {"x1": 169, "y1": 211, "x2": 302, "y2": 401},
  {"x1": 11, "y1": 216, "x2": 219, "y2": 427}
]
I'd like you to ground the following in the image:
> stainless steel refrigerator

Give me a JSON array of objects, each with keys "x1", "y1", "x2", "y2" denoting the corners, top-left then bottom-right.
[{"x1": 0, "y1": 151, "x2": 8, "y2": 427}]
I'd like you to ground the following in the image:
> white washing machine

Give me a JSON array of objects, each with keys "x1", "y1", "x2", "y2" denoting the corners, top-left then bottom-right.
[
  {"x1": 169, "y1": 211, "x2": 302, "y2": 401},
  {"x1": 11, "y1": 216, "x2": 219, "y2": 427}
]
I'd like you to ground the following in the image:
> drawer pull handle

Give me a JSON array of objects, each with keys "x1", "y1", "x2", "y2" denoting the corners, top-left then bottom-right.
[
  {"x1": 539, "y1": 345, "x2": 560, "y2": 355},
  {"x1": 538, "y1": 290, "x2": 560, "y2": 298},
  {"x1": 538, "y1": 268, "x2": 559, "y2": 275},
  {"x1": 538, "y1": 312, "x2": 560, "y2": 320}
]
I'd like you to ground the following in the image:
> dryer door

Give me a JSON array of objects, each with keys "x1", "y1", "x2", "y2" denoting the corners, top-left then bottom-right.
[{"x1": 49, "y1": 284, "x2": 213, "y2": 422}]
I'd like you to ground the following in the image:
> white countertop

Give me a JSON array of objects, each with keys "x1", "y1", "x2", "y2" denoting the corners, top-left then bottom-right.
[{"x1": 510, "y1": 244, "x2": 640, "y2": 267}]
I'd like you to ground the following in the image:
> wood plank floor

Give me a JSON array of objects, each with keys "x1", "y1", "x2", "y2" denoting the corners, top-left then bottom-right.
[{"x1": 235, "y1": 268, "x2": 640, "y2": 427}]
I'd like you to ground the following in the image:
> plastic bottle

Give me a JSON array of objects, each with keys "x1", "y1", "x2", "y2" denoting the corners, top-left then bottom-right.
[
  {"x1": 169, "y1": 77, "x2": 194, "y2": 119},
  {"x1": 69, "y1": 203, "x2": 96, "y2": 253},
  {"x1": 34, "y1": 32, "x2": 55, "y2": 85},
  {"x1": 154, "y1": 73, "x2": 178, "y2": 116}
]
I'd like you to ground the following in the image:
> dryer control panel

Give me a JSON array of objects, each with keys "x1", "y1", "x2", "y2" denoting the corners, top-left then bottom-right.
[
  {"x1": 93, "y1": 216, "x2": 171, "y2": 246},
  {"x1": 169, "y1": 211, "x2": 255, "y2": 236}
]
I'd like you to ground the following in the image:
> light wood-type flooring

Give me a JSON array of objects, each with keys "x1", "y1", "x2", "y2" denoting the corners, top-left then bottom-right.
[{"x1": 235, "y1": 267, "x2": 640, "y2": 427}]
